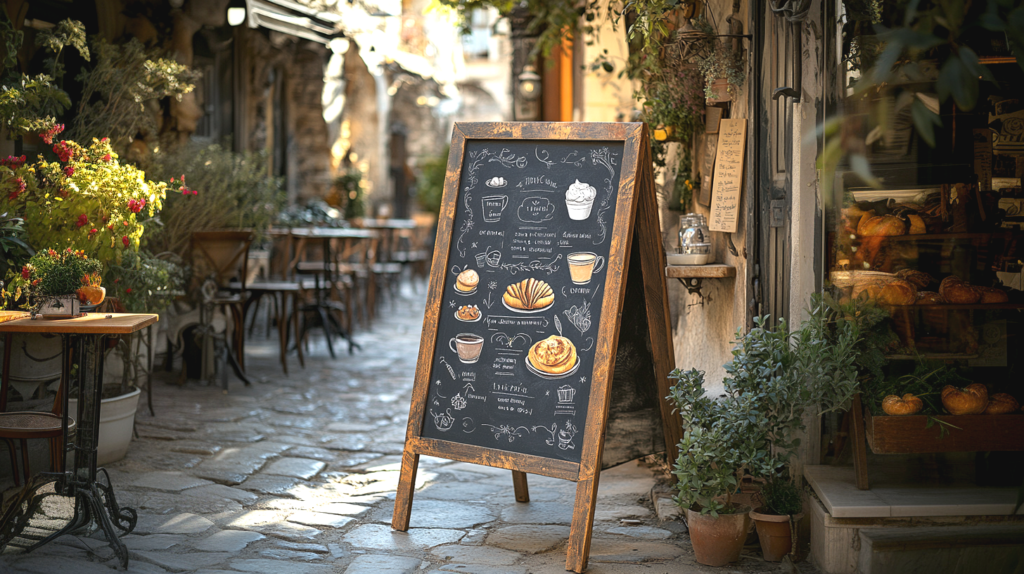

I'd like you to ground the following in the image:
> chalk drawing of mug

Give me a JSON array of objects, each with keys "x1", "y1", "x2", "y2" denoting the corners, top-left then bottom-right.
[
  {"x1": 567, "y1": 252, "x2": 606, "y2": 285},
  {"x1": 482, "y1": 195, "x2": 509, "y2": 223},
  {"x1": 449, "y1": 333, "x2": 484, "y2": 363},
  {"x1": 485, "y1": 250, "x2": 501, "y2": 267}
]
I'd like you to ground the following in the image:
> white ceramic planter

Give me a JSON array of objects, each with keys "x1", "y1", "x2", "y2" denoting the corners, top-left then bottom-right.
[{"x1": 68, "y1": 386, "x2": 141, "y2": 466}]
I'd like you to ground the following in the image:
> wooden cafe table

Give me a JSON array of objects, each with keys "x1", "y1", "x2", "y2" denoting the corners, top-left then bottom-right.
[{"x1": 0, "y1": 313, "x2": 157, "y2": 568}]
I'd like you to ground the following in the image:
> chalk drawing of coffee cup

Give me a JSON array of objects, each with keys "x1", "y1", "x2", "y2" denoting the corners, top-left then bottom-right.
[
  {"x1": 567, "y1": 252, "x2": 605, "y2": 285},
  {"x1": 449, "y1": 333, "x2": 484, "y2": 363},
  {"x1": 482, "y1": 195, "x2": 509, "y2": 222}
]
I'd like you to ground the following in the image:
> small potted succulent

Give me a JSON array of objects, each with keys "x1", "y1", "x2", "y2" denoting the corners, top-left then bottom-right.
[{"x1": 17, "y1": 248, "x2": 102, "y2": 318}]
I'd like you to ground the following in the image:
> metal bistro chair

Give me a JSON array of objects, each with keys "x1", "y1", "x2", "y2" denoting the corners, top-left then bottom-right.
[
  {"x1": 189, "y1": 230, "x2": 254, "y2": 388},
  {"x1": 0, "y1": 333, "x2": 74, "y2": 487}
]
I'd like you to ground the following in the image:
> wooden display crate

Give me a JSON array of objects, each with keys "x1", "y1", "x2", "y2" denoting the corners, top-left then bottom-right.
[{"x1": 865, "y1": 410, "x2": 1024, "y2": 454}]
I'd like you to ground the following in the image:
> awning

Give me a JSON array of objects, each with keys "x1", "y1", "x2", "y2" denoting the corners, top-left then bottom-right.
[{"x1": 244, "y1": 0, "x2": 342, "y2": 45}]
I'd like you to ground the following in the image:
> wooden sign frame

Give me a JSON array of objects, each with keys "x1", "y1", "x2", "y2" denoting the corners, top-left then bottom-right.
[{"x1": 393, "y1": 122, "x2": 678, "y2": 572}]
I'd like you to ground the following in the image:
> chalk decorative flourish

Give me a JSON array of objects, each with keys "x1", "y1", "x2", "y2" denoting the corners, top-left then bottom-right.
[
  {"x1": 563, "y1": 300, "x2": 592, "y2": 334},
  {"x1": 499, "y1": 254, "x2": 562, "y2": 276},
  {"x1": 489, "y1": 148, "x2": 528, "y2": 169},
  {"x1": 482, "y1": 424, "x2": 530, "y2": 443},
  {"x1": 590, "y1": 147, "x2": 619, "y2": 245},
  {"x1": 535, "y1": 147, "x2": 554, "y2": 169}
]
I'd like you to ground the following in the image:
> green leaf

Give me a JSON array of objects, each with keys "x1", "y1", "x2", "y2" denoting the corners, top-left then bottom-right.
[
  {"x1": 937, "y1": 55, "x2": 978, "y2": 111},
  {"x1": 911, "y1": 98, "x2": 942, "y2": 147}
]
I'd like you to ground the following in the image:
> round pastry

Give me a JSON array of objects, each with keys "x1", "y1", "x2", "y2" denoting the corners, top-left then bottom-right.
[
  {"x1": 528, "y1": 335, "x2": 577, "y2": 375},
  {"x1": 455, "y1": 269, "x2": 479, "y2": 292},
  {"x1": 852, "y1": 278, "x2": 917, "y2": 305},
  {"x1": 939, "y1": 276, "x2": 981, "y2": 304},
  {"x1": 941, "y1": 384, "x2": 988, "y2": 415},
  {"x1": 842, "y1": 206, "x2": 874, "y2": 234},
  {"x1": 896, "y1": 269, "x2": 934, "y2": 289},
  {"x1": 915, "y1": 291, "x2": 946, "y2": 305},
  {"x1": 503, "y1": 278, "x2": 554, "y2": 311},
  {"x1": 985, "y1": 393, "x2": 1019, "y2": 415},
  {"x1": 857, "y1": 215, "x2": 906, "y2": 237},
  {"x1": 456, "y1": 305, "x2": 480, "y2": 321},
  {"x1": 882, "y1": 394, "x2": 924, "y2": 416},
  {"x1": 977, "y1": 286, "x2": 1009, "y2": 304}
]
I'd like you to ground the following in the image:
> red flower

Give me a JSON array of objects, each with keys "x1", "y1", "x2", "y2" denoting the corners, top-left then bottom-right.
[
  {"x1": 76, "y1": 214, "x2": 88, "y2": 227},
  {"x1": 127, "y1": 198, "x2": 147, "y2": 213},
  {"x1": 101, "y1": 137, "x2": 109, "y2": 143},
  {"x1": 21, "y1": 266, "x2": 30, "y2": 280},
  {"x1": 7, "y1": 176, "x2": 26, "y2": 200},
  {"x1": 53, "y1": 141, "x2": 74, "y2": 162},
  {"x1": 123, "y1": 221, "x2": 129, "y2": 226},
  {"x1": 169, "y1": 177, "x2": 175, "y2": 183},
  {"x1": 180, "y1": 174, "x2": 185, "y2": 182},
  {"x1": 107, "y1": 224, "x2": 114, "y2": 231},
  {"x1": 122, "y1": 236, "x2": 130, "y2": 247},
  {"x1": 1, "y1": 155, "x2": 26, "y2": 169},
  {"x1": 103, "y1": 154, "x2": 112, "y2": 162},
  {"x1": 89, "y1": 228, "x2": 97, "y2": 234},
  {"x1": 64, "y1": 166, "x2": 74, "y2": 177},
  {"x1": 39, "y1": 124, "x2": 64, "y2": 145},
  {"x1": 125, "y1": 288, "x2": 132, "y2": 294}
]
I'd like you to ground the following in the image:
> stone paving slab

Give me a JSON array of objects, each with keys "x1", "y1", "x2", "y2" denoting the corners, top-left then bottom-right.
[
  {"x1": 194, "y1": 529, "x2": 265, "y2": 552},
  {"x1": 344, "y1": 554, "x2": 423, "y2": 574}
]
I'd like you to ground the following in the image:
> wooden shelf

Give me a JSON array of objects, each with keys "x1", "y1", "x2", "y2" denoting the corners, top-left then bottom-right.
[
  {"x1": 855, "y1": 231, "x2": 1020, "y2": 242},
  {"x1": 865, "y1": 410, "x2": 1024, "y2": 454},
  {"x1": 885, "y1": 303, "x2": 1024, "y2": 310},
  {"x1": 885, "y1": 353, "x2": 980, "y2": 360},
  {"x1": 665, "y1": 264, "x2": 736, "y2": 279}
]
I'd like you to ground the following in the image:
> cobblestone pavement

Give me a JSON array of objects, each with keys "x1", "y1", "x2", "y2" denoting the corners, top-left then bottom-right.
[{"x1": 1, "y1": 287, "x2": 811, "y2": 574}]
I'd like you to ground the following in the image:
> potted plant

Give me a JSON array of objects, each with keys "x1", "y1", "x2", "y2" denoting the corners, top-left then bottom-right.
[
  {"x1": 666, "y1": 368, "x2": 761, "y2": 567},
  {"x1": 15, "y1": 248, "x2": 102, "y2": 318},
  {"x1": 749, "y1": 478, "x2": 804, "y2": 562}
]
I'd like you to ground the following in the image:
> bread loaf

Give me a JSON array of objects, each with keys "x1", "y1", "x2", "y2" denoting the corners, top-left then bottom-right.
[
  {"x1": 852, "y1": 278, "x2": 917, "y2": 305},
  {"x1": 941, "y1": 384, "x2": 988, "y2": 415},
  {"x1": 939, "y1": 276, "x2": 981, "y2": 304},
  {"x1": 977, "y1": 286, "x2": 1009, "y2": 304},
  {"x1": 882, "y1": 394, "x2": 924, "y2": 416},
  {"x1": 985, "y1": 393, "x2": 1019, "y2": 415},
  {"x1": 857, "y1": 215, "x2": 906, "y2": 237},
  {"x1": 896, "y1": 269, "x2": 934, "y2": 289},
  {"x1": 915, "y1": 291, "x2": 946, "y2": 305}
]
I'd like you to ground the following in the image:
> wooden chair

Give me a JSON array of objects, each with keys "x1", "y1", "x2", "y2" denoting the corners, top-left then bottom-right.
[
  {"x1": 189, "y1": 230, "x2": 254, "y2": 388},
  {"x1": 0, "y1": 333, "x2": 73, "y2": 487}
]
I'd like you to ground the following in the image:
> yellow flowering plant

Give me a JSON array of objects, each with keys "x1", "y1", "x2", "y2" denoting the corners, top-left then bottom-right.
[{"x1": 0, "y1": 131, "x2": 172, "y2": 265}]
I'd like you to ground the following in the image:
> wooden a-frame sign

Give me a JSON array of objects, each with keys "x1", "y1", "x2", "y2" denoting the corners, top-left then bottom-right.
[{"x1": 393, "y1": 122, "x2": 679, "y2": 572}]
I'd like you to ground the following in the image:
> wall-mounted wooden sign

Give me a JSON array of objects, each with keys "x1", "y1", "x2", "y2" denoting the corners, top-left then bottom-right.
[
  {"x1": 392, "y1": 122, "x2": 678, "y2": 572},
  {"x1": 709, "y1": 118, "x2": 747, "y2": 232}
]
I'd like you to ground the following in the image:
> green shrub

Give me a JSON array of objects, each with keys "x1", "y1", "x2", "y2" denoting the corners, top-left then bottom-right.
[
  {"x1": 145, "y1": 143, "x2": 285, "y2": 256},
  {"x1": 759, "y1": 479, "x2": 802, "y2": 516},
  {"x1": 417, "y1": 148, "x2": 448, "y2": 215},
  {"x1": 103, "y1": 250, "x2": 185, "y2": 313}
]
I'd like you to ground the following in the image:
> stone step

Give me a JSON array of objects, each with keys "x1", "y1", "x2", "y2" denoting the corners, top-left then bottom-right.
[{"x1": 858, "y1": 524, "x2": 1024, "y2": 574}]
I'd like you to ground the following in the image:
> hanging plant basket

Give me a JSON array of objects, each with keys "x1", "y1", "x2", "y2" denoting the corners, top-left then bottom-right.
[{"x1": 706, "y1": 78, "x2": 733, "y2": 103}]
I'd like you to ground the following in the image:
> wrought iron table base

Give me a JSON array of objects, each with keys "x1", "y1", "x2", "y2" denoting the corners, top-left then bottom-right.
[{"x1": 0, "y1": 333, "x2": 138, "y2": 568}]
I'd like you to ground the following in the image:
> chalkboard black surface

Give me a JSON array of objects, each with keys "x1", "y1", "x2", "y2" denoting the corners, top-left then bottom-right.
[{"x1": 421, "y1": 140, "x2": 624, "y2": 463}]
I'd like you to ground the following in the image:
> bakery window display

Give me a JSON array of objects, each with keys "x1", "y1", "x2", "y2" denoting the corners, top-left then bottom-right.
[
  {"x1": 526, "y1": 335, "x2": 580, "y2": 379},
  {"x1": 502, "y1": 278, "x2": 555, "y2": 313}
]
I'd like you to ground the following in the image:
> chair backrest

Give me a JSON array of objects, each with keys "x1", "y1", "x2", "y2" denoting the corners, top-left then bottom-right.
[
  {"x1": 191, "y1": 230, "x2": 255, "y2": 291},
  {"x1": 0, "y1": 333, "x2": 68, "y2": 417}
]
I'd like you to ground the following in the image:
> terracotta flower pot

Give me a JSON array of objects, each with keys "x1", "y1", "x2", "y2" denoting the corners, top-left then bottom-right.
[
  {"x1": 749, "y1": 508, "x2": 802, "y2": 562},
  {"x1": 684, "y1": 506, "x2": 751, "y2": 566}
]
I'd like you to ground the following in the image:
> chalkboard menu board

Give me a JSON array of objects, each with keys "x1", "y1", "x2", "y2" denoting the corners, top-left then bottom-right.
[
  {"x1": 394, "y1": 123, "x2": 677, "y2": 573},
  {"x1": 420, "y1": 139, "x2": 623, "y2": 462}
]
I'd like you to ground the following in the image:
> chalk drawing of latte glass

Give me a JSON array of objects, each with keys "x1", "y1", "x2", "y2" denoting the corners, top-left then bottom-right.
[
  {"x1": 567, "y1": 252, "x2": 605, "y2": 285},
  {"x1": 482, "y1": 195, "x2": 509, "y2": 222},
  {"x1": 449, "y1": 333, "x2": 484, "y2": 363}
]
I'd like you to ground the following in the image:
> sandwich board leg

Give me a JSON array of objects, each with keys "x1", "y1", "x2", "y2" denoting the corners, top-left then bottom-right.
[
  {"x1": 511, "y1": 471, "x2": 530, "y2": 503},
  {"x1": 392, "y1": 449, "x2": 419, "y2": 531},
  {"x1": 565, "y1": 475, "x2": 599, "y2": 572}
]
